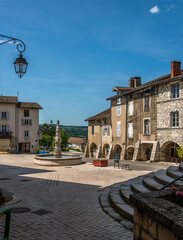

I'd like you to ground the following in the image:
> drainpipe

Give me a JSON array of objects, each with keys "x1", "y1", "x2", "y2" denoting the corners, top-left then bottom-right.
[{"x1": 125, "y1": 96, "x2": 128, "y2": 156}]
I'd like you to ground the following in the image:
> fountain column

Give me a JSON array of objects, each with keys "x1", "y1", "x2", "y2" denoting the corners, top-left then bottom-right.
[{"x1": 54, "y1": 120, "x2": 62, "y2": 158}]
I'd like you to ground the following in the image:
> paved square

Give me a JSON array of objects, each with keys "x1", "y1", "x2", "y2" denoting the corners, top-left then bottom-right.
[{"x1": 0, "y1": 154, "x2": 157, "y2": 239}]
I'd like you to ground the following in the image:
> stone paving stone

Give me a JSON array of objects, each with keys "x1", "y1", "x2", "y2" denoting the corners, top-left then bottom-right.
[{"x1": 0, "y1": 154, "x2": 149, "y2": 239}]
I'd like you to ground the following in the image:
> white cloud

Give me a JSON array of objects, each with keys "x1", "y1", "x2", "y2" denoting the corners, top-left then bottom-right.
[{"x1": 150, "y1": 5, "x2": 160, "y2": 14}]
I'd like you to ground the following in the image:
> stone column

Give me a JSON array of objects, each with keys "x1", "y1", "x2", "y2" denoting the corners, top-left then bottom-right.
[{"x1": 54, "y1": 120, "x2": 62, "y2": 158}]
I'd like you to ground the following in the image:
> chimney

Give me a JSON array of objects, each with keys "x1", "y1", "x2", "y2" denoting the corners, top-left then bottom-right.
[
  {"x1": 171, "y1": 61, "x2": 181, "y2": 77},
  {"x1": 134, "y1": 77, "x2": 141, "y2": 88},
  {"x1": 129, "y1": 77, "x2": 134, "y2": 88}
]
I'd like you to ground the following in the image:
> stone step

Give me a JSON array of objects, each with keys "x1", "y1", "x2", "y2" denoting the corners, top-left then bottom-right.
[
  {"x1": 120, "y1": 184, "x2": 133, "y2": 206},
  {"x1": 99, "y1": 186, "x2": 133, "y2": 230},
  {"x1": 166, "y1": 166, "x2": 183, "y2": 180},
  {"x1": 143, "y1": 174, "x2": 164, "y2": 191},
  {"x1": 130, "y1": 176, "x2": 150, "y2": 194},
  {"x1": 109, "y1": 189, "x2": 134, "y2": 223},
  {"x1": 154, "y1": 169, "x2": 182, "y2": 187}
]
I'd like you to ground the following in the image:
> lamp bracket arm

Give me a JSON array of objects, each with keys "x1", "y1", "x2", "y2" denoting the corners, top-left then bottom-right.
[{"x1": 0, "y1": 34, "x2": 26, "y2": 54}]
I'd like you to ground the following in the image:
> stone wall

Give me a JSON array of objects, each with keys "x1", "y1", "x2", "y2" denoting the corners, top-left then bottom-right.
[
  {"x1": 157, "y1": 81, "x2": 183, "y2": 147},
  {"x1": 130, "y1": 191, "x2": 183, "y2": 240}
]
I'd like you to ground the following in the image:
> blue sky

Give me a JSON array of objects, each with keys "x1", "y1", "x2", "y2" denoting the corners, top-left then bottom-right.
[{"x1": 0, "y1": 0, "x2": 183, "y2": 125}]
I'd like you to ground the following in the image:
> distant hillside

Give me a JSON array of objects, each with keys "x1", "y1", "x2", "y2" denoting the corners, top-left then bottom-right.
[{"x1": 39, "y1": 124, "x2": 88, "y2": 139}]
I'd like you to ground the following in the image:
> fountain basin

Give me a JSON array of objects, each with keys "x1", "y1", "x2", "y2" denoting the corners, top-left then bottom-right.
[{"x1": 34, "y1": 153, "x2": 82, "y2": 166}]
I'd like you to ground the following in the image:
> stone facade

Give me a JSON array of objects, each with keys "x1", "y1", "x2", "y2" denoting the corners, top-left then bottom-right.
[
  {"x1": 0, "y1": 96, "x2": 42, "y2": 153},
  {"x1": 86, "y1": 61, "x2": 183, "y2": 162}
]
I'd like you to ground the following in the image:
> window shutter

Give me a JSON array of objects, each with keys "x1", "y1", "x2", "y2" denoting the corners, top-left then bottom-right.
[
  {"x1": 0, "y1": 112, "x2": 2, "y2": 120},
  {"x1": 6, "y1": 112, "x2": 9, "y2": 120},
  {"x1": 29, "y1": 119, "x2": 32, "y2": 126},
  {"x1": 6, "y1": 125, "x2": 10, "y2": 133},
  {"x1": 0, "y1": 125, "x2": 2, "y2": 132},
  {"x1": 128, "y1": 123, "x2": 133, "y2": 138},
  {"x1": 117, "y1": 121, "x2": 121, "y2": 137},
  {"x1": 21, "y1": 119, "x2": 24, "y2": 126}
]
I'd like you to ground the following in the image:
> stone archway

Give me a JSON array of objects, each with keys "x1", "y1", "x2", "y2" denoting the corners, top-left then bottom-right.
[
  {"x1": 103, "y1": 144, "x2": 110, "y2": 158},
  {"x1": 90, "y1": 142, "x2": 97, "y2": 158},
  {"x1": 113, "y1": 144, "x2": 122, "y2": 159},
  {"x1": 125, "y1": 146, "x2": 135, "y2": 160},
  {"x1": 160, "y1": 141, "x2": 180, "y2": 162}
]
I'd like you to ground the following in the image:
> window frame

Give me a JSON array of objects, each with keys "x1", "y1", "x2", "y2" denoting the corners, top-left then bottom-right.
[
  {"x1": 171, "y1": 83, "x2": 179, "y2": 99},
  {"x1": 143, "y1": 118, "x2": 150, "y2": 136},
  {"x1": 144, "y1": 95, "x2": 150, "y2": 112},
  {"x1": 117, "y1": 121, "x2": 121, "y2": 137},
  {"x1": 171, "y1": 111, "x2": 179, "y2": 128},
  {"x1": 24, "y1": 110, "x2": 29, "y2": 117},
  {"x1": 91, "y1": 125, "x2": 95, "y2": 135},
  {"x1": 24, "y1": 130, "x2": 29, "y2": 138}
]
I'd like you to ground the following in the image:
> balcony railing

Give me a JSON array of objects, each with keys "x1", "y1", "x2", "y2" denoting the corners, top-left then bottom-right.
[{"x1": 0, "y1": 132, "x2": 12, "y2": 137}]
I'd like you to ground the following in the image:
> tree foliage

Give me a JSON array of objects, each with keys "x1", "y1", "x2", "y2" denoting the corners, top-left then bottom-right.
[{"x1": 61, "y1": 129, "x2": 69, "y2": 150}]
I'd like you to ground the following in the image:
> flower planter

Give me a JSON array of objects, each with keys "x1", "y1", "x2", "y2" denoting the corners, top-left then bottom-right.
[{"x1": 93, "y1": 159, "x2": 108, "y2": 167}]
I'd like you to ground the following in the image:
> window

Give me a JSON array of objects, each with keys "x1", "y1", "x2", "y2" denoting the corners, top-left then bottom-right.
[
  {"x1": 128, "y1": 101, "x2": 134, "y2": 116},
  {"x1": 171, "y1": 84, "x2": 179, "y2": 99},
  {"x1": 144, "y1": 119, "x2": 150, "y2": 135},
  {"x1": 1, "y1": 112, "x2": 9, "y2": 120},
  {"x1": 92, "y1": 125, "x2": 94, "y2": 135},
  {"x1": 144, "y1": 96, "x2": 150, "y2": 111},
  {"x1": 103, "y1": 126, "x2": 105, "y2": 136},
  {"x1": 24, "y1": 130, "x2": 29, "y2": 138},
  {"x1": 1, "y1": 125, "x2": 10, "y2": 133},
  {"x1": 107, "y1": 126, "x2": 110, "y2": 136},
  {"x1": 116, "y1": 105, "x2": 121, "y2": 116},
  {"x1": 117, "y1": 121, "x2": 121, "y2": 137},
  {"x1": 24, "y1": 110, "x2": 29, "y2": 117},
  {"x1": 128, "y1": 123, "x2": 133, "y2": 138},
  {"x1": 21, "y1": 119, "x2": 32, "y2": 126},
  {"x1": 171, "y1": 112, "x2": 179, "y2": 127}
]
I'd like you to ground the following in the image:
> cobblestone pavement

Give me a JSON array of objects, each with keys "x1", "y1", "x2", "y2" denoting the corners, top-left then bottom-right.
[{"x1": 0, "y1": 154, "x2": 164, "y2": 240}]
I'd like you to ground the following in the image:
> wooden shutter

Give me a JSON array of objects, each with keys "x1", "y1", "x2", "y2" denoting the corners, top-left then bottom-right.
[
  {"x1": 21, "y1": 119, "x2": 24, "y2": 126},
  {"x1": 6, "y1": 112, "x2": 9, "y2": 120},
  {"x1": 29, "y1": 119, "x2": 32, "y2": 126},
  {"x1": 6, "y1": 125, "x2": 10, "y2": 133}
]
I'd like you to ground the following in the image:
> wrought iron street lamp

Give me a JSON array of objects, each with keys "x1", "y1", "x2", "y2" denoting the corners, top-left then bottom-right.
[{"x1": 0, "y1": 34, "x2": 28, "y2": 78}]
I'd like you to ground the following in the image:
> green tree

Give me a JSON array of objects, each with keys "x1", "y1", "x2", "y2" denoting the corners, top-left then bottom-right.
[
  {"x1": 40, "y1": 120, "x2": 55, "y2": 136},
  {"x1": 40, "y1": 134, "x2": 53, "y2": 148},
  {"x1": 177, "y1": 146, "x2": 183, "y2": 158},
  {"x1": 61, "y1": 129, "x2": 69, "y2": 150}
]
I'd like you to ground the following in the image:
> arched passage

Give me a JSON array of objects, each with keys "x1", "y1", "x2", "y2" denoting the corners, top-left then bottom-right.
[
  {"x1": 125, "y1": 146, "x2": 135, "y2": 160},
  {"x1": 113, "y1": 144, "x2": 122, "y2": 159},
  {"x1": 161, "y1": 141, "x2": 180, "y2": 162},
  {"x1": 90, "y1": 142, "x2": 97, "y2": 158},
  {"x1": 103, "y1": 144, "x2": 110, "y2": 158}
]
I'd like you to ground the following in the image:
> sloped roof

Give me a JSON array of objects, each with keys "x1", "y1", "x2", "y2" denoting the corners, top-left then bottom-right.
[
  {"x1": 112, "y1": 86, "x2": 134, "y2": 92},
  {"x1": 19, "y1": 102, "x2": 43, "y2": 109},
  {"x1": 85, "y1": 108, "x2": 111, "y2": 121},
  {"x1": 107, "y1": 72, "x2": 183, "y2": 100},
  {"x1": 68, "y1": 137, "x2": 85, "y2": 145},
  {"x1": 0, "y1": 96, "x2": 18, "y2": 104}
]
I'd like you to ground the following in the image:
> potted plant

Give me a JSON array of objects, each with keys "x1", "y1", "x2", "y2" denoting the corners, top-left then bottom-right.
[{"x1": 93, "y1": 153, "x2": 108, "y2": 167}]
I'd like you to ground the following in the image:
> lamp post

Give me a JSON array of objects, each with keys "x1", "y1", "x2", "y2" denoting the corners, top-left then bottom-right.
[{"x1": 0, "y1": 34, "x2": 28, "y2": 78}]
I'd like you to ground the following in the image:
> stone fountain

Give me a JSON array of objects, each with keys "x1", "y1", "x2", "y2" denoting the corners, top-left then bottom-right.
[
  {"x1": 34, "y1": 120, "x2": 82, "y2": 166},
  {"x1": 54, "y1": 120, "x2": 62, "y2": 158}
]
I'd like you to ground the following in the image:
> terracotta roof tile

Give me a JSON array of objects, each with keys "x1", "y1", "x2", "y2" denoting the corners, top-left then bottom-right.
[
  {"x1": 85, "y1": 108, "x2": 111, "y2": 121},
  {"x1": 19, "y1": 102, "x2": 43, "y2": 109},
  {"x1": 0, "y1": 96, "x2": 18, "y2": 104},
  {"x1": 68, "y1": 137, "x2": 85, "y2": 144}
]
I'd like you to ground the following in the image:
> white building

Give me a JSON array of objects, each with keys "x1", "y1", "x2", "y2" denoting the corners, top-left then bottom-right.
[{"x1": 0, "y1": 96, "x2": 43, "y2": 153}]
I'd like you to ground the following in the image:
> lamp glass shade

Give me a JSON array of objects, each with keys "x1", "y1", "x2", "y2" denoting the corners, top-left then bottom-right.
[{"x1": 14, "y1": 54, "x2": 28, "y2": 78}]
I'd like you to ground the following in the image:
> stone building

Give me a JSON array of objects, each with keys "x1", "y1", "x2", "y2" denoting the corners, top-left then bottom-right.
[
  {"x1": 85, "y1": 61, "x2": 183, "y2": 162},
  {"x1": 0, "y1": 96, "x2": 42, "y2": 153}
]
